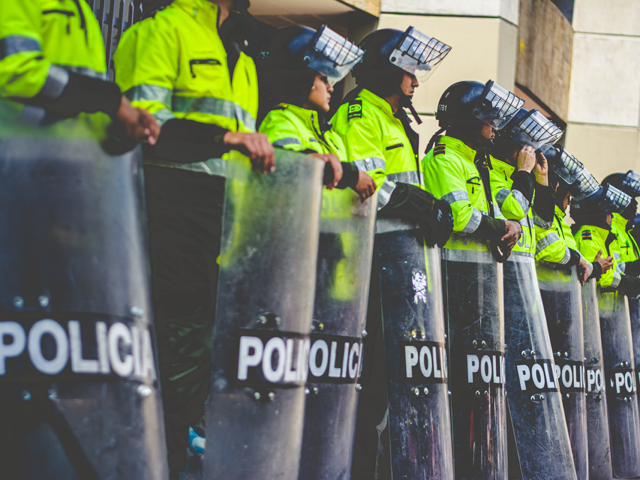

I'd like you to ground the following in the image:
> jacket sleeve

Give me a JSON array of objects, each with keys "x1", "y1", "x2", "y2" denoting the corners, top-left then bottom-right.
[
  {"x1": 114, "y1": 19, "x2": 177, "y2": 124},
  {"x1": 491, "y1": 169, "x2": 532, "y2": 222},
  {"x1": 0, "y1": 3, "x2": 69, "y2": 101},
  {"x1": 333, "y1": 112, "x2": 391, "y2": 209},
  {"x1": 536, "y1": 227, "x2": 572, "y2": 265},
  {"x1": 259, "y1": 113, "x2": 306, "y2": 152},
  {"x1": 575, "y1": 229, "x2": 621, "y2": 289}
]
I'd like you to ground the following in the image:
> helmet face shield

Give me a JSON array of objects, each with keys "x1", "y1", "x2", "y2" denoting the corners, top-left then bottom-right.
[
  {"x1": 472, "y1": 81, "x2": 524, "y2": 130},
  {"x1": 389, "y1": 27, "x2": 451, "y2": 80},
  {"x1": 509, "y1": 110, "x2": 563, "y2": 150},
  {"x1": 302, "y1": 26, "x2": 364, "y2": 85},
  {"x1": 622, "y1": 170, "x2": 640, "y2": 197},
  {"x1": 598, "y1": 184, "x2": 632, "y2": 213},
  {"x1": 570, "y1": 168, "x2": 601, "y2": 202},
  {"x1": 547, "y1": 147, "x2": 585, "y2": 185}
]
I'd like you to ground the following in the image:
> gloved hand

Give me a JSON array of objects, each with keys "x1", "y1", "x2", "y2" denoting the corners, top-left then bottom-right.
[{"x1": 421, "y1": 199, "x2": 453, "y2": 248}]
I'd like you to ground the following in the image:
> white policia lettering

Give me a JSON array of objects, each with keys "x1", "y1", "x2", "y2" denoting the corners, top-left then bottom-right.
[
  {"x1": 553, "y1": 363, "x2": 585, "y2": 390},
  {"x1": 405, "y1": 344, "x2": 447, "y2": 380},
  {"x1": 237, "y1": 335, "x2": 311, "y2": 384},
  {"x1": 516, "y1": 361, "x2": 557, "y2": 391},
  {"x1": 467, "y1": 353, "x2": 504, "y2": 384},
  {"x1": 0, "y1": 319, "x2": 156, "y2": 381},
  {"x1": 586, "y1": 367, "x2": 604, "y2": 393},
  {"x1": 609, "y1": 370, "x2": 637, "y2": 395}
]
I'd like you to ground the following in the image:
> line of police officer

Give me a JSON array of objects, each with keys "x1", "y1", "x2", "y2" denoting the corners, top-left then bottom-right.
[{"x1": 3, "y1": 1, "x2": 640, "y2": 479}]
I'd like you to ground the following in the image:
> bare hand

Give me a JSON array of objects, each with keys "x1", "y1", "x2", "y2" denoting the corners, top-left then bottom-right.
[
  {"x1": 595, "y1": 249, "x2": 613, "y2": 274},
  {"x1": 534, "y1": 152, "x2": 549, "y2": 186},
  {"x1": 224, "y1": 131, "x2": 275, "y2": 174},
  {"x1": 500, "y1": 219, "x2": 522, "y2": 250},
  {"x1": 516, "y1": 145, "x2": 536, "y2": 173},
  {"x1": 578, "y1": 256, "x2": 590, "y2": 285},
  {"x1": 116, "y1": 97, "x2": 160, "y2": 145},
  {"x1": 354, "y1": 170, "x2": 376, "y2": 201},
  {"x1": 309, "y1": 153, "x2": 343, "y2": 189}
]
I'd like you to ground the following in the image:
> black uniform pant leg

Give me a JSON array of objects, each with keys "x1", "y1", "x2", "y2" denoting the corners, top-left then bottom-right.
[
  {"x1": 351, "y1": 242, "x2": 391, "y2": 480},
  {"x1": 143, "y1": 166, "x2": 225, "y2": 477}
]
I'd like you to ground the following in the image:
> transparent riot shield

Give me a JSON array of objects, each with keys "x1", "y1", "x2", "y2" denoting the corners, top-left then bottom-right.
[
  {"x1": 0, "y1": 114, "x2": 167, "y2": 479},
  {"x1": 442, "y1": 247, "x2": 506, "y2": 480},
  {"x1": 503, "y1": 254, "x2": 576, "y2": 480},
  {"x1": 582, "y1": 279, "x2": 612, "y2": 480},
  {"x1": 376, "y1": 219, "x2": 454, "y2": 480},
  {"x1": 538, "y1": 265, "x2": 588, "y2": 480},
  {"x1": 598, "y1": 290, "x2": 640, "y2": 478},
  {"x1": 205, "y1": 150, "x2": 323, "y2": 479},
  {"x1": 630, "y1": 297, "x2": 640, "y2": 423},
  {"x1": 297, "y1": 188, "x2": 377, "y2": 480}
]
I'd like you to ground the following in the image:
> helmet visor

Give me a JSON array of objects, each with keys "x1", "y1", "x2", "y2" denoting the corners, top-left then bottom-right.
[
  {"x1": 472, "y1": 81, "x2": 524, "y2": 130},
  {"x1": 389, "y1": 27, "x2": 451, "y2": 80},
  {"x1": 509, "y1": 110, "x2": 563, "y2": 150},
  {"x1": 547, "y1": 148, "x2": 585, "y2": 185},
  {"x1": 622, "y1": 170, "x2": 640, "y2": 197},
  {"x1": 303, "y1": 26, "x2": 364, "y2": 85},
  {"x1": 599, "y1": 184, "x2": 632, "y2": 213},
  {"x1": 570, "y1": 168, "x2": 600, "y2": 201}
]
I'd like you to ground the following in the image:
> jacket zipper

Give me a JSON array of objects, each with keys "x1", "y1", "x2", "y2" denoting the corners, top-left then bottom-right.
[
  {"x1": 42, "y1": 10, "x2": 75, "y2": 34},
  {"x1": 189, "y1": 59, "x2": 221, "y2": 78}
]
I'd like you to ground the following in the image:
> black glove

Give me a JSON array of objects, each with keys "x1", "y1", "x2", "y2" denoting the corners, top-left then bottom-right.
[
  {"x1": 625, "y1": 260, "x2": 640, "y2": 277},
  {"x1": 421, "y1": 199, "x2": 453, "y2": 248}
]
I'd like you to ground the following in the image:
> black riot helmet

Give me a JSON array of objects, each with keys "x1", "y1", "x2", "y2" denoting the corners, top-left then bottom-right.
[
  {"x1": 257, "y1": 25, "x2": 363, "y2": 111},
  {"x1": 353, "y1": 27, "x2": 450, "y2": 123},
  {"x1": 571, "y1": 183, "x2": 632, "y2": 227},
  {"x1": 603, "y1": 171, "x2": 640, "y2": 198},
  {"x1": 429, "y1": 80, "x2": 524, "y2": 152}
]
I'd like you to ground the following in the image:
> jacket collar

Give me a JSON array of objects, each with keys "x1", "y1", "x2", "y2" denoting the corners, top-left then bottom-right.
[
  {"x1": 438, "y1": 135, "x2": 478, "y2": 163},
  {"x1": 277, "y1": 103, "x2": 329, "y2": 136},
  {"x1": 555, "y1": 204, "x2": 567, "y2": 220},
  {"x1": 359, "y1": 88, "x2": 395, "y2": 120},
  {"x1": 174, "y1": 0, "x2": 219, "y2": 26}
]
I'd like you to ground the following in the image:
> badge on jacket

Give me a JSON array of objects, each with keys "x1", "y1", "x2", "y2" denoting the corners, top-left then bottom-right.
[{"x1": 348, "y1": 100, "x2": 362, "y2": 121}]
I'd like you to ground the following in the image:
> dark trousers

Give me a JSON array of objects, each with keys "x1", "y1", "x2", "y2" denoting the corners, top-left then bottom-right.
[{"x1": 144, "y1": 165, "x2": 224, "y2": 477}]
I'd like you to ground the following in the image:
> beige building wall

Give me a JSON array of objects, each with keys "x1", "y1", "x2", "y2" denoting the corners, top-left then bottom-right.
[
  {"x1": 378, "y1": 0, "x2": 519, "y2": 153},
  {"x1": 565, "y1": 0, "x2": 640, "y2": 181}
]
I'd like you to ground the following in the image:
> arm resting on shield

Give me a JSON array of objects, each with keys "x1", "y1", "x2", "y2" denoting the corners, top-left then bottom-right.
[
  {"x1": 145, "y1": 118, "x2": 231, "y2": 163},
  {"x1": 533, "y1": 183, "x2": 555, "y2": 223},
  {"x1": 589, "y1": 260, "x2": 603, "y2": 280},
  {"x1": 618, "y1": 274, "x2": 640, "y2": 297}
]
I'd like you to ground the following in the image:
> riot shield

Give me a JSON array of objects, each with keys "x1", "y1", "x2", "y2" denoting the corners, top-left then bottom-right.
[
  {"x1": 582, "y1": 279, "x2": 612, "y2": 480},
  {"x1": 503, "y1": 254, "x2": 576, "y2": 480},
  {"x1": 297, "y1": 187, "x2": 377, "y2": 480},
  {"x1": 442, "y1": 247, "x2": 507, "y2": 480},
  {"x1": 376, "y1": 219, "x2": 454, "y2": 480},
  {"x1": 538, "y1": 265, "x2": 588, "y2": 480},
  {"x1": 630, "y1": 297, "x2": 640, "y2": 421},
  {"x1": 205, "y1": 150, "x2": 323, "y2": 479},
  {"x1": 598, "y1": 291, "x2": 640, "y2": 478},
  {"x1": 0, "y1": 115, "x2": 167, "y2": 479}
]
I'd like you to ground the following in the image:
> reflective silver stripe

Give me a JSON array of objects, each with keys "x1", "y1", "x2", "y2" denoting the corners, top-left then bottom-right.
[
  {"x1": 273, "y1": 138, "x2": 301, "y2": 148},
  {"x1": 442, "y1": 247, "x2": 495, "y2": 264},
  {"x1": 39, "y1": 65, "x2": 69, "y2": 101},
  {"x1": 559, "y1": 247, "x2": 571, "y2": 265},
  {"x1": 617, "y1": 262, "x2": 626, "y2": 274},
  {"x1": 377, "y1": 179, "x2": 396, "y2": 210},
  {"x1": 125, "y1": 85, "x2": 172, "y2": 106},
  {"x1": 376, "y1": 218, "x2": 419, "y2": 234},
  {"x1": 495, "y1": 188, "x2": 510, "y2": 208},
  {"x1": 60, "y1": 65, "x2": 107, "y2": 80},
  {"x1": 535, "y1": 232, "x2": 560, "y2": 253},
  {"x1": 441, "y1": 190, "x2": 469, "y2": 205},
  {"x1": 533, "y1": 214, "x2": 553, "y2": 229},
  {"x1": 172, "y1": 96, "x2": 256, "y2": 131},
  {"x1": 614, "y1": 252, "x2": 621, "y2": 260},
  {"x1": 493, "y1": 203, "x2": 503, "y2": 220},
  {"x1": 153, "y1": 108, "x2": 176, "y2": 125},
  {"x1": 387, "y1": 171, "x2": 419, "y2": 184},
  {"x1": 512, "y1": 190, "x2": 531, "y2": 213},
  {"x1": 353, "y1": 157, "x2": 385, "y2": 172},
  {"x1": 144, "y1": 156, "x2": 227, "y2": 177},
  {"x1": 309, "y1": 138, "x2": 320, "y2": 143},
  {"x1": 461, "y1": 208, "x2": 483, "y2": 234},
  {"x1": 611, "y1": 271, "x2": 622, "y2": 288},
  {"x1": 0, "y1": 36, "x2": 41, "y2": 59},
  {"x1": 507, "y1": 251, "x2": 535, "y2": 262},
  {"x1": 586, "y1": 260, "x2": 593, "y2": 277}
]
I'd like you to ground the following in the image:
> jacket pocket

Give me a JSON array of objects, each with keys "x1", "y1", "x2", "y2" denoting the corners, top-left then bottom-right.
[{"x1": 189, "y1": 58, "x2": 222, "y2": 78}]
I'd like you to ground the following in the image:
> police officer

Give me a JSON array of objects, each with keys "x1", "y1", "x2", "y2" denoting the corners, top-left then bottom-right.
[
  {"x1": 114, "y1": 1, "x2": 275, "y2": 477},
  {"x1": 331, "y1": 27, "x2": 454, "y2": 478},
  {"x1": 257, "y1": 25, "x2": 376, "y2": 199},
  {"x1": 422, "y1": 80, "x2": 524, "y2": 479},
  {"x1": 0, "y1": 0, "x2": 158, "y2": 143}
]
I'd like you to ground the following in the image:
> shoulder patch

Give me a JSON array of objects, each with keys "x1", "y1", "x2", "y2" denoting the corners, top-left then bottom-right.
[
  {"x1": 347, "y1": 100, "x2": 362, "y2": 121},
  {"x1": 582, "y1": 230, "x2": 592, "y2": 240},
  {"x1": 433, "y1": 144, "x2": 446, "y2": 156}
]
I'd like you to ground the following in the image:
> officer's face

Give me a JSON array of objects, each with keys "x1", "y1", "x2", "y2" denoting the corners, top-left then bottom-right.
[
  {"x1": 400, "y1": 73, "x2": 419, "y2": 97},
  {"x1": 480, "y1": 124, "x2": 497, "y2": 141},
  {"x1": 305, "y1": 75, "x2": 333, "y2": 113}
]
